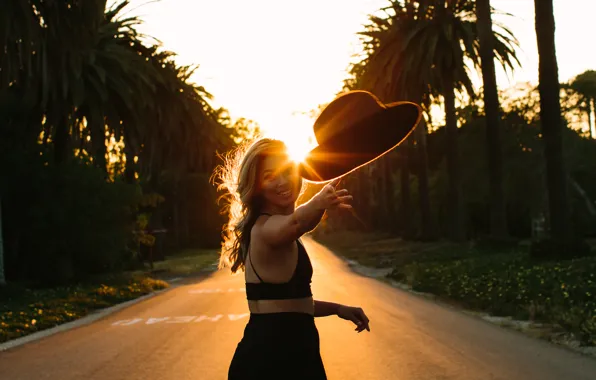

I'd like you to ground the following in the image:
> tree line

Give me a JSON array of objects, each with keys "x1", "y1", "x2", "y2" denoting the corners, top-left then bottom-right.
[
  {"x1": 0, "y1": 1, "x2": 248, "y2": 286},
  {"x1": 313, "y1": 0, "x2": 596, "y2": 257}
]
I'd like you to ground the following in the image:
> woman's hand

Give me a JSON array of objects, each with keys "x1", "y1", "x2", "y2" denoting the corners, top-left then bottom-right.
[
  {"x1": 337, "y1": 305, "x2": 370, "y2": 333},
  {"x1": 313, "y1": 179, "x2": 353, "y2": 211}
]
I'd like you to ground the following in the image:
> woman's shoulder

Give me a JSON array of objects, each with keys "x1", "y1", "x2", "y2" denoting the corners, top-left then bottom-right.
[
  {"x1": 249, "y1": 214, "x2": 268, "y2": 242},
  {"x1": 250, "y1": 214, "x2": 298, "y2": 252}
]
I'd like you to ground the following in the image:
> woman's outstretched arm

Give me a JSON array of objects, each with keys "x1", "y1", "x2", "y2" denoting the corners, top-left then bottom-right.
[{"x1": 257, "y1": 180, "x2": 351, "y2": 247}]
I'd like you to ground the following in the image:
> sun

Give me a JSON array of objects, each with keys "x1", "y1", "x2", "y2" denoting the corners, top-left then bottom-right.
[
  {"x1": 267, "y1": 114, "x2": 316, "y2": 164},
  {"x1": 285, "y1": 140, "x2": 312, "y2": 163}
]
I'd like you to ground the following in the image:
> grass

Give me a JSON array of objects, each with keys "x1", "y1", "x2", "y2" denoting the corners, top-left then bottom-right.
[
  {"x1": 390, "y1": 252, "x2": 596, "y2": 346},
  {"x1": 317, "y1": 231, "x2": 596, "y2": 347},
  {"x1": 148, "y1": 248, "x2": 219, "y2": 277},
  {"x1": 315, "y1": 230, "x2": 469, "y2": 268},
  {"x1": 0, "y1": 248, "x2": 219, "y2": 344}
]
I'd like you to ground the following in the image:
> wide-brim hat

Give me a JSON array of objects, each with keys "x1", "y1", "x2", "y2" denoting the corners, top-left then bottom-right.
[{"x1": 298, "y1": 91, "x2": 422, "y2": 183}]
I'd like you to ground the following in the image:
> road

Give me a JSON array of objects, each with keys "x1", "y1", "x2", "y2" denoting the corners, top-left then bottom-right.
[{"x1": 1, "y1": 237, "x2": 596, "y2": 379}]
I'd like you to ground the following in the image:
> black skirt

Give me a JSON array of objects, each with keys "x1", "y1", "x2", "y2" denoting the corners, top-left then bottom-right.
[{"x1": 228, "y1": 312, "x2": 327, "y2": 380}]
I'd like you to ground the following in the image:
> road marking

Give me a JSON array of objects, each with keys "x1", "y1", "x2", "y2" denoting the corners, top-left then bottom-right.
[
  {"x1": 194, "y1": 314, "x2": 223, "y2": 322},
  {"x1": 228, "y1": 313, "x2": 249, "y2": 321},
  {"x1": 166, "y1": 316, "x2": 196, "y2": 323},
  {"x1": 168, "y1": 277, "x2": 182, "y2": 283},
  {"x1": 146, "y1": 317, "x2": 170, "y2": 325},
  {"x1": 111, "y1": 318, "x2": 143, "y2": 326},
  {"x1": 111, "y1": 314, "x2": 248, "y2": 326}
]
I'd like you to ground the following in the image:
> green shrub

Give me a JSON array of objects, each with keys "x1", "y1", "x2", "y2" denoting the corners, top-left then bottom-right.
[
  {"x1": 529, "y1": 237, "x2": 592, "y2": 261},
  {"x1": 390, "y1": 253, "x2": 596, "y2": 345},
  {"x1": 0, "y1": 275, "x2": 168, "y2": 343}
]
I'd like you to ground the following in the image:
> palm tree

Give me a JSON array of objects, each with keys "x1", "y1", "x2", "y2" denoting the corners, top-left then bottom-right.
[
  {"x1": 346, "y1": 9, "x2": 423, "y2": 239},
  {"x1": 415, "y1": 113, "x2": 435, "y2": 240},
  {"x1": 476, "y1": 0, "x2": 518, "y2": 239},
  {"x1": 0, "y1": 0, "x2": 235, "y2": 282},
  {"x1": 0, "y1": 197, "x2": 5, "y2": 286},
  {"x1": 569, "y1": 70, "x2": 596, "y2": 139},
  {"x1": 352, "y1": 0, "x2": 519, "y2": 241},
  {"x1": 0, "y1": 0, "x2": 107, "y2": 160},
  {"x1": 533, "y1": 0, "x2": 571, "y2": 240}
]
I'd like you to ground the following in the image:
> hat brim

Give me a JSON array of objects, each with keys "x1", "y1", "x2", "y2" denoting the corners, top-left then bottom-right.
[{"x1": 299, "y1": 101, "x2": 422, "y2": 183}]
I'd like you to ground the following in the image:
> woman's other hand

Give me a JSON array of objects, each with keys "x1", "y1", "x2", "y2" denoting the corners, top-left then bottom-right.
[{"x1": 337, "y1": 305, "x2": 370, "y2": 333}]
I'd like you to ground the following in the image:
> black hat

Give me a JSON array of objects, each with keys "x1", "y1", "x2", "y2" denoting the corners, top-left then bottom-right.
[{"x1": 299, "y1": 91, "x2": 422, "y2": 182}]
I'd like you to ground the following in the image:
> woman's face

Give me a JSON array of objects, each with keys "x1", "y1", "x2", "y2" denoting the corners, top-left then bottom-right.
[{"x1": 258, "y1": 152, "x2": 301, "y2": 211}]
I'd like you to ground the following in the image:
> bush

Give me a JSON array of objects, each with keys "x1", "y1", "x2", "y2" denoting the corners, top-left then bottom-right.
[
  {"x1": 0, "y1": 147, "x2": 141, "y2": 286},
  {"x1": 390, "y1": 253, "x2": 596, "y2": 346},
  {"x1": 529, "y1": 238, "x2": 593, "y2": 261},
  {"x1": 0, "y1": 274, "x2": 168, "y2": 343}
]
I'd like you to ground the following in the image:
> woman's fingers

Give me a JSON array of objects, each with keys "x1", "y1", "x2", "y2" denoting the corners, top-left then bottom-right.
[
  {"x1": 358, "y1": 309, "x2": 370, "y2": 332},
  {"x1": 353, "y1": 316, "x2": 367, "y2": 333},
  {"x1": 349, "y1": 308, "x2": 369, "y2": 332},
  {"x1": 322, "y1": 186, "x2": 353, "y2": 209},
  {"x1": 331, "y1": 195, "x2": 352, "y2": 204},
  {"x1": 347, "y1": 315, "x2": 362, "y2": 331},
  {"x1": 329, "y1": 178, "x2": 342, "y2": 188}
]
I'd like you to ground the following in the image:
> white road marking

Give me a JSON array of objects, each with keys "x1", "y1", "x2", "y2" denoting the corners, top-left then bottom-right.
[
  {"x1": 146, "y1": 317, "x2": 170, "y2": 325},
  {"x1": 166, "y1": 316, "x2": 196, "y2": 323},
  {"x1": 194, "y1": 314, "x2": 223, "y2": 322},
  {"x1": 110, "y1": 314, "x2": 248, "y2": 326},
  {"x1": 228, "y1": 313, "x2": 249, "y2": 321},
  {"x1": 111, "y1": 318, "x2": 143, "y2": 326}
]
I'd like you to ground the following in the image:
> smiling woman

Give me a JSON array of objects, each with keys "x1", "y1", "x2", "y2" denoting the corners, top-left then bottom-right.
[{"x1": 214, "y1": 137, "x2": 370, "y2": 379}]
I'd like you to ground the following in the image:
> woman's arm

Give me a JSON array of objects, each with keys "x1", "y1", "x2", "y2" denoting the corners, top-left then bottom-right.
[
  {"x1": 257, "y1": 181, "x2": 351, "y2": 247},
  {"x1": 313, "y1": 300, "x2": 341, "y2": 317},
  {"x1": 315, "y1": 300, "x2": 371, "y2": 332}
]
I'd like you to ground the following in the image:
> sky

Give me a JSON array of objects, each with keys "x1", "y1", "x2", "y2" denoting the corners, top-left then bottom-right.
[{"x1": 121, "y1": 0, "x2": 595, "y2": 152}]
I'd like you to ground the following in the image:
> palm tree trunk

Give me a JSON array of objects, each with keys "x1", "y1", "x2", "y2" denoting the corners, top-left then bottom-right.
[
  {"x1": 383, "y1": 154, "x2": 395, "y2": 230},
  {"x1": 358, "y1": 168, "x2": 372, "y2": 226},
  {"x1": 53, "y1": 114, "x2": 71, "y2": 164},
  {"x1": 444, "y1": 74, "x2": 465, "y2": 241},
  {"x1": 589, "y1": 98, "x2": 594, "y2": 139},
  {"x1": 0, "y1": 197, "x2": 6, "y2": 286},
  {"x1": 399, "y1": 142, "x2": 414, "y2": 239},
  {"x1": 88, "y1": 110, "x2": 108, "y2": 173},
  {"x1": 123, "y1": 128, "x2": 137, "y2": 184},
  {"x1": 349, "y1": 172, "x2": 362, "y2": 230},
  {"x1": 415, "y1": 119, "x2": 435, "y2": 240},
  {"x1": 534, "y1": 0, "x2": 572, "y2": 240},
  {"x1": 372, "y1": 163, "x2": 384, "y2": 230},
  {"x1": 477, "y1": 0, "x2": 508, "y2": 239}
]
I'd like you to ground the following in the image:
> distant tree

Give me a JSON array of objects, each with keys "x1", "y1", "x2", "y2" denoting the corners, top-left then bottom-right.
[
  {"x1": 533, "y1": 0, "x2": 572, "y2": 241},
  {"x1": 569, "y1": 70, "x2": 596, "y2": 138}
]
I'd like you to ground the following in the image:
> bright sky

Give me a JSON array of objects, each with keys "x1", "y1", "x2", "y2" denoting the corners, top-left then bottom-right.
[{"x1": 124, "y1": 0, "x2": 595, "y2": 154}]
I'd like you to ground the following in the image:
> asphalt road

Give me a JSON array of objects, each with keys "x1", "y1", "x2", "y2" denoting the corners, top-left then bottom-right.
[{"x1": 1, "y1": 237, "x2": 596, "y2": 380}]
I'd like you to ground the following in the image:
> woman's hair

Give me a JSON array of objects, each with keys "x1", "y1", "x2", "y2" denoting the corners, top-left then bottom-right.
[{"x1": 214, "y1": 138, "x2": 303, "y2": 273}]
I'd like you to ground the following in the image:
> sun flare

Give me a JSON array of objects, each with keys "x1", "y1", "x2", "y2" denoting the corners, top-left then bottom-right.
[
  {"x1": 286, "y1": 141, "x2": 312, "y2": 163},
  {"x1": 268, "y1": 114, "x2": 317, "y2": 164}
]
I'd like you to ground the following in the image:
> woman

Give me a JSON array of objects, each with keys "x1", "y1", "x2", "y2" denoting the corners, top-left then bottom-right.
[{"x1": 216, "y1": 138, "x2": 370, "y2": 379}]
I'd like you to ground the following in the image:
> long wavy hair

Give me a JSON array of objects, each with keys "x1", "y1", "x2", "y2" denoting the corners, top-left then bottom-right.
[{"x1": 214, "y1": 138, "x2": 303, "y2": 273}]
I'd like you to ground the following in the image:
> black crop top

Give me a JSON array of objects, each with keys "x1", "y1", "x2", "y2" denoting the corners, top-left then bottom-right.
[{"x1": 245, "y1": 220, "x2": 313, "y2": 301}]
